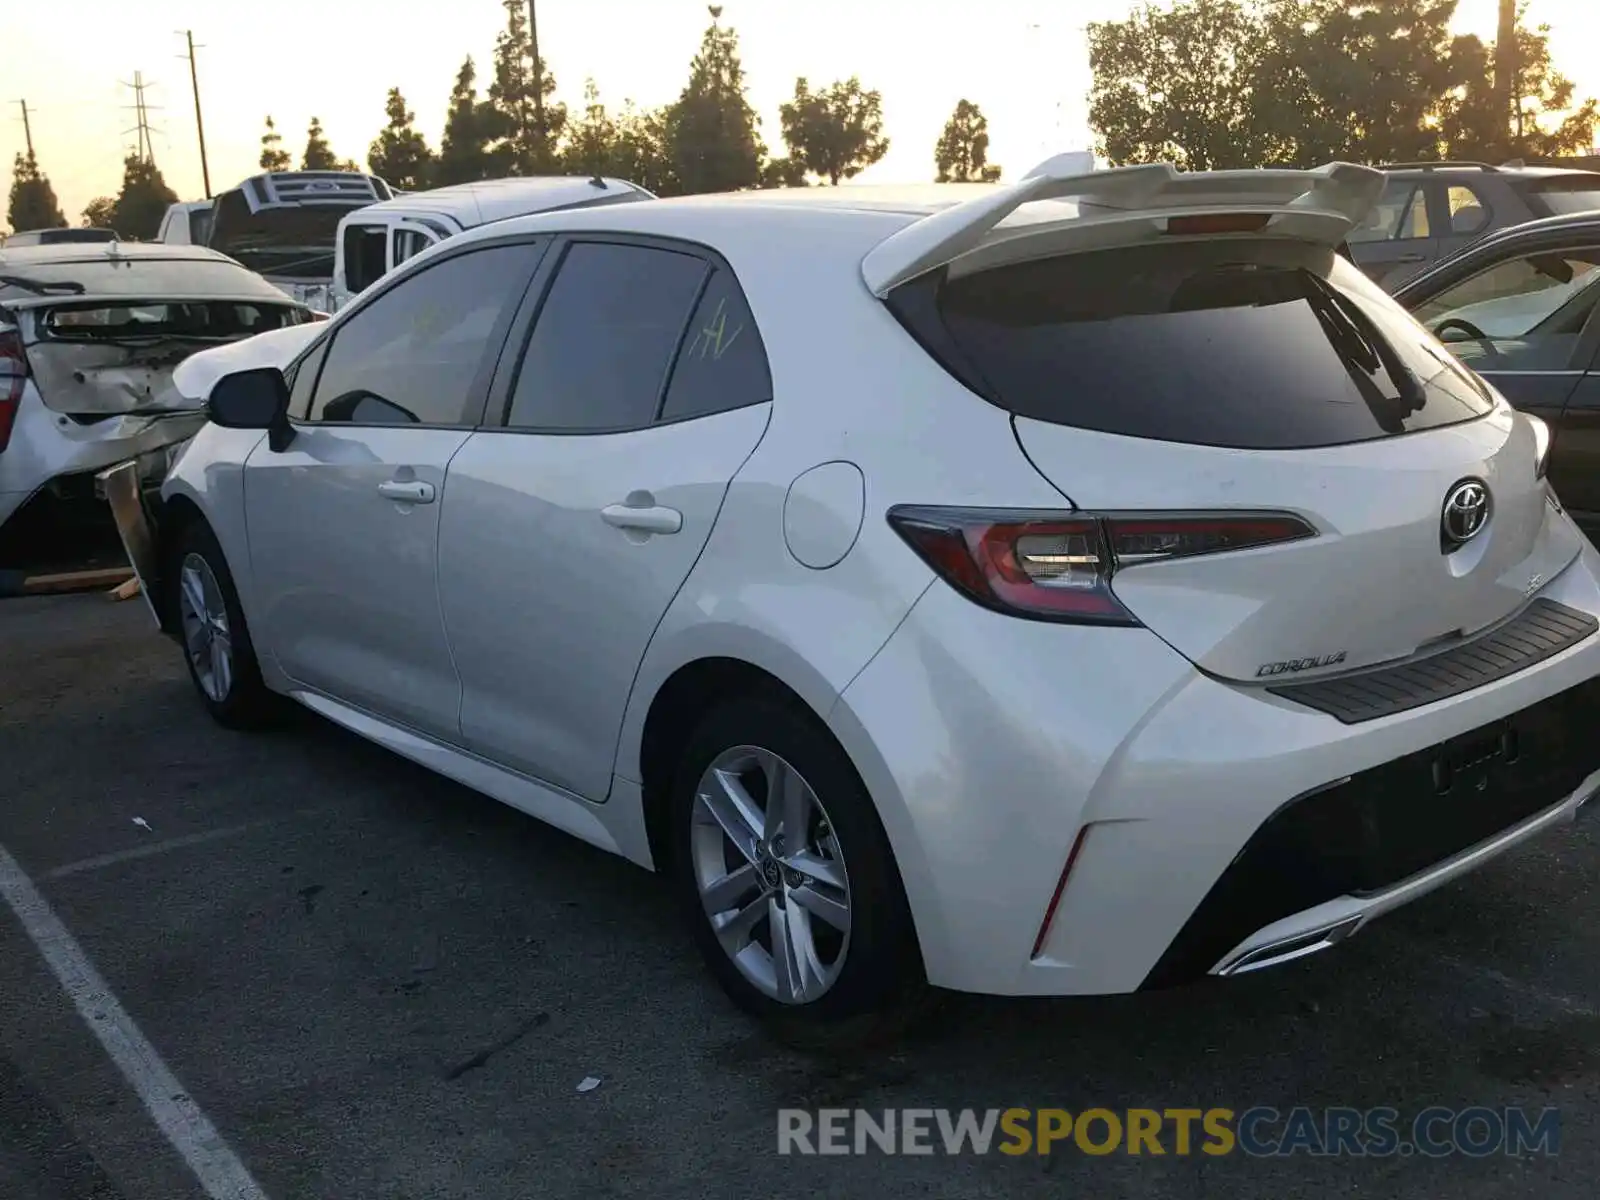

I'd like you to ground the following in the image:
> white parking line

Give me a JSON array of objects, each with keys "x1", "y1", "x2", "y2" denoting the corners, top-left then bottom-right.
[
  {"x1": 43, "y1": 822, "x2": 268, "y2": 880},
  {"x1": 0, "y1": 841, "x2": 270, "y2": 1200}
]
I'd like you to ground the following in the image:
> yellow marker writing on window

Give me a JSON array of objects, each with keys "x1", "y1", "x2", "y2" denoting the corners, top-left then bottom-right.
[{"x1": 691, "y1": 298, "x2": 743, "y2": 362}]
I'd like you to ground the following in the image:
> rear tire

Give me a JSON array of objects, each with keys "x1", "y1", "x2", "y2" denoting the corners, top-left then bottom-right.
[
  {"x1": 669, "y1": 693, "x2": 922, "y2": 1038},
  {"x1": 171, "y1": 520, "x2": 279, "y2": 729}
]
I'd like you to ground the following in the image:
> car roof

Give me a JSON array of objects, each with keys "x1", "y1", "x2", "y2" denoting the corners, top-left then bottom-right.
[
  {"x1": 445, "y1": 183, "x2": 997, "y2": 246},
  {"x1": 350, "y1": 176, "x2": 652, "y2": 227},
  {"x1": 0, "y1": 241, "x2": 237, "y2": 268}
]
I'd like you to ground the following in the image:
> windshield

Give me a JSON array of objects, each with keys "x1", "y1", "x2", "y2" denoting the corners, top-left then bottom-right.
[
  {"x1": 207, "y1": 193, "x2": 357, "y2": 280},
  {"x1": 1526, "y1": 177, "x2": 1600, "y2": 217}
]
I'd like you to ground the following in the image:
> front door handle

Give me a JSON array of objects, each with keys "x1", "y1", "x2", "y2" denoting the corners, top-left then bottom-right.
[
  {"x1": 378, "y1": 479, "x2": 435, "y2": 504},
  {"x1": 601, "y1": 502, "x2": 682, "y2": 535},
  {"x1": 1394, "y1": 253, "x2": 1427, "y2": 263}
]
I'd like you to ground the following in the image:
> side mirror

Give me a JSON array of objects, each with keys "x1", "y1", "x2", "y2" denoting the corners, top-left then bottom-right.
[{"x1": 208, "y1": 367, "x2": 294, "y2": 451}]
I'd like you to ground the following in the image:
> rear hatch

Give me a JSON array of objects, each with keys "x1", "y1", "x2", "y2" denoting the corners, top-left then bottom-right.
[
  {"x1": 882, "y1": 177, "x2": 1582, "y2": 684},
  {"x1": 16, "y1": 296, "x2": 303, "y2": 416}
]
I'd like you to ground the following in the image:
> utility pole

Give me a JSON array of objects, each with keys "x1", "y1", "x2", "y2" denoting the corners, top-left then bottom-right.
[
  {"x1": 178, "y1": 31, "x2": 211, "y2": 196},
  {"x1": 16, "y1": 99, "x2": 34, "y2": 158},
  {"x1": 527, "y1": 0, "x2": 544, "y2": 142},
  {"x1": 1494, "y1": 0, "x2": 1518, "y2": 158}
]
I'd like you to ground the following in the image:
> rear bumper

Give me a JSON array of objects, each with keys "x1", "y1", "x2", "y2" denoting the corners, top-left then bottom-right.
[{"x1": 830, "y1": 540, "x2": 1600, "y2": 997}]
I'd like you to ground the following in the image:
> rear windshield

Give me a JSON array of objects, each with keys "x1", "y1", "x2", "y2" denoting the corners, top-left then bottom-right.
[
  {"x1": 889, "y1": 238, "x2": 1495, "y2": 450},
  {"x1": 37, "y1": 300, "x2": 301, "y2": 341},
  {"x1": 209, "y1": 193, "x2": 355, "y2": 279},
  {"x1": 1523, "y1": 175, "x2": 1600, "y2": 217}
]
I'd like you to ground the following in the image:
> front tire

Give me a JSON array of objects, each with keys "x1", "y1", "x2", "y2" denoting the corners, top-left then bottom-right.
[
  {"x1": 669, "y1": 694, "x2": 921, "y2": 1031},
  {"x1": 172, "y1": 521, "x2": 277, "y2": 728}
]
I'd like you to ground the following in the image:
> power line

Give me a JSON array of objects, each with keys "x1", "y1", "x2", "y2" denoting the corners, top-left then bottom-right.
[{"x1": 177, "y1": 31, "x2": 211, "y2": 197}]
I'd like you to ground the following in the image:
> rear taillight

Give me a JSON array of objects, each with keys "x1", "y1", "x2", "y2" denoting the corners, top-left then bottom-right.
[
  {"x1": 888, "y1": 506, "x2": 1315, "y2": 625},
  {"x1": 0, "y1": 329, "x2": 26, "y2": 453}
]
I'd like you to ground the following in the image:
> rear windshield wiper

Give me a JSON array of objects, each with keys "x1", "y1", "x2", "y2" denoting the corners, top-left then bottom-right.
[
  {"x1": 1302, "y1": 274, "x2": 1425, "y2": 412},
  {"x1": 0, "y1": 273, "x2": 86, "y2": 295}
]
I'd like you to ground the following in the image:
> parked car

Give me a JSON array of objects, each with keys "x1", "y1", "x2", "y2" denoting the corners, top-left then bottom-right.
[
  {"x1": 0, "y1": 241, "x2": 316, "y2": 566},
  {"x1": 1394, "y1": 210, "x2": 1600, "y2": 538},
  {"x1": 331, "y1": 175, "x2": 656, "y2": 311},
  {"x1": 4, "y1": 228, "x2": 120, "y2": 248},
  {"x1": 1348, "y1": 160, "x2": 1600, "y2": 289},
  {"x1": 110, "y1": 160, "x2": 1600, "y2": 1027},
  {"x1": 158, "y1": 171, "x2": 395, "y2": 311}
]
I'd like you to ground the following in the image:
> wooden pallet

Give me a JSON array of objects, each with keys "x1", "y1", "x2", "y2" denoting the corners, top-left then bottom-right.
[{"x1": 17, "y1": 566, "x2": 135, "y2": 596}]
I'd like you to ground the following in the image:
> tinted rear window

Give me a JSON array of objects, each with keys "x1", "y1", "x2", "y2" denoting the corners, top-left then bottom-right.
[
  {"x1": 37, "y1": 300, "x2": 298, "y2": 340},
  {"x1": 890, "y1": 238, "x2": 1494, "y2": 449},
  {"x1": 1523, "y1": 175, "x2": 1600, "y2": 217}
]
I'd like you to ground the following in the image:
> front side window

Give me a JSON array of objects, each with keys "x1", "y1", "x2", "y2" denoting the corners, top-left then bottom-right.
[
  {"x1": 505, "y1": 241, "x2": 708, "y2": 431},
  {"x1": 308, "y1": 242, "x2": 539, "y2": 426},
  {"x1": 1348, "y1": 180, "x2": 1430, "y2": 243},
  {"x1": 1410, "y1": 247, "x2": 1600, "y2": 371}
]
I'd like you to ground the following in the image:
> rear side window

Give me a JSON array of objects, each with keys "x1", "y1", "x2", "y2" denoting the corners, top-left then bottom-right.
[
  {"x1": 659, "y1": 267, "x2": 771, "y2": 422},
  {"x1": 505, "y1": 241, "x2": 708, "y2": 431},
  {"x1": 891, "y1": 238, "x2": 1495, "y2": 450},
  {"x1": 1524, "y1": 176, "x2": 1600, "y2": 217}
]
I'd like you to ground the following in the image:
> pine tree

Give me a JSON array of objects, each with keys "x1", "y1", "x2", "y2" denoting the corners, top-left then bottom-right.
[
  {"x1": 108, "y1": 155, "x2": 178, "y2": 240},
  {"x1": 934, "y1": 100, "x2": 1001, "y2": 182},
  {"x1": 259, "y1": 116, "x2": 291, "y2": 171},
  {"x1": 302, "y1": 117, "x2": 339, "y2": 171},
  {"x1": 486, "y1": 0, "x2": 566, "y2": 174},
  {"x1": 368, "y1": 88, "x2": 435, "y2": 191},
  {"x1": 664, "y1": 6, "x2": 766, "y2": 194},
  {"x1": 436, "y1": 57, "x2": 495, "y2": 185},
  {"x1": 7, "y1": 152, "x2": 67, "y2": 232}
]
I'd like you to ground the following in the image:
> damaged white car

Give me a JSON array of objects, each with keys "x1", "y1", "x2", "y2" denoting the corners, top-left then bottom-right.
[{"x1": 0, "y1": 241, "x2": 316, "y2": 568}]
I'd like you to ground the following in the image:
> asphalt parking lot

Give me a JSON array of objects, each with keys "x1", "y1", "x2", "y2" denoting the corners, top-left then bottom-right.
[{"x1": 2, "y1": 592, "x2": 1600, "y2": 1198}]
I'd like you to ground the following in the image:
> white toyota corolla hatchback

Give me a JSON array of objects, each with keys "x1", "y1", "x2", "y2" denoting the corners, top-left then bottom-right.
[{"x1": 110, "y1": 159, "x2": 1600, "y2": 1027}]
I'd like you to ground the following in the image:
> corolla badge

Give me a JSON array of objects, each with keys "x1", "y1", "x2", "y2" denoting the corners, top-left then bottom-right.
[{"x1": 1441, "y1": 479, "x2": 1491, "y2": 552}]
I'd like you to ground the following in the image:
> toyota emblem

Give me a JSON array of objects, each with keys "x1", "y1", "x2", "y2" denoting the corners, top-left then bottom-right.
[{"x1": 1441, "y1": 479, "x2": 1491, "y2": 552}]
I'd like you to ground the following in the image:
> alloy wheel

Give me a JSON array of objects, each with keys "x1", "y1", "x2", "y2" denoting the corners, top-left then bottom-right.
[
  {"x1": 178, "y1": 552, "x2": 233, "y2": 703},
  {"x1": 689, "y1": 745, "x2": 852, "y2": 1005}
]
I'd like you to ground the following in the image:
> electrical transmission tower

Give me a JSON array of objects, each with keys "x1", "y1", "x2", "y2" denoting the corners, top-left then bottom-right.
[{"x1": 120, "y1": 71, "x2": 163, "y2": 165}]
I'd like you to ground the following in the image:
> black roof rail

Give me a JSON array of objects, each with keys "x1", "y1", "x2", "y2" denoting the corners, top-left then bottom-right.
[{"x1": 1379, "y1": 160, "x2": 1501, "y2": 172}]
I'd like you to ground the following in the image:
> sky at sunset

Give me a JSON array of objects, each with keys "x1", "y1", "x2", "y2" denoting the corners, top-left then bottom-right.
[{"x1": 4, "y1": 0, "x2": 1598, "y2": 227}]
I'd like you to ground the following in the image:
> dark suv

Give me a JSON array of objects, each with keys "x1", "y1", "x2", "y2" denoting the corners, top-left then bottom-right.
[{"x1": 1347, "y1": 161, "x2": 1600, "y2": 290}]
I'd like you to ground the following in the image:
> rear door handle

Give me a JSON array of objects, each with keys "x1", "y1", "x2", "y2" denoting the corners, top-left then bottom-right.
[
  {"x1": 377, "y1": 479, "x2": 435, "y2": 504},
  {"x1": 601, "y1": 503, "x2": 682, "y2": 535},
  {"x1": 1395, "y1": 253, "x2": 1427, "y2": 263}
]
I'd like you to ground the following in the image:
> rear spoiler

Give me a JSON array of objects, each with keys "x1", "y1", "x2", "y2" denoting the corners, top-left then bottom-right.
[{"x1": 861, "y1": 160, "x2": 1386, "y2": 297}]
